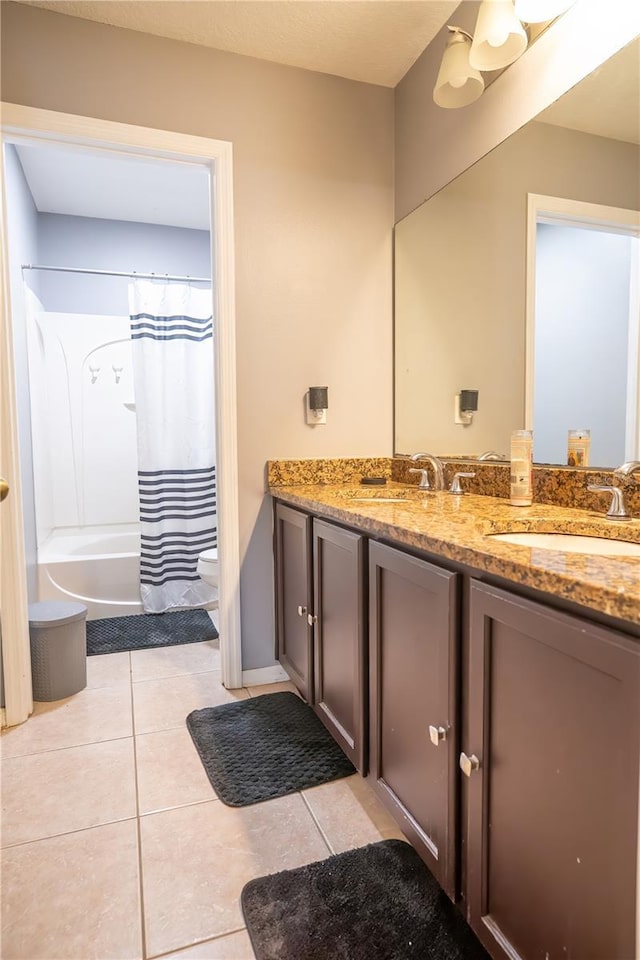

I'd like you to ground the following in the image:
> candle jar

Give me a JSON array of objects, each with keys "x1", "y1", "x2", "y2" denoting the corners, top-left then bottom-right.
[{"x1": 567, "y1": 429, "x2": 591, "y2": 467}]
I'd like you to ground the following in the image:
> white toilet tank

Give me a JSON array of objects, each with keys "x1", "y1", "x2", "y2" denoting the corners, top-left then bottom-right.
[{"x1": 197, "y1": 548, "x2": 219, "y2": 587}]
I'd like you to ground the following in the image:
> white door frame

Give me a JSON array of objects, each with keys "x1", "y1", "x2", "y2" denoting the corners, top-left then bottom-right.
[
  {"x1": 525, "y1": 193, "x2": 640, "y2": 456},
  {"x1": 0, "y1": 104, "x2": 243, "y2": 723},
  {"x1": 0, "y1": 140, "x2": 33, "y2": 727}
]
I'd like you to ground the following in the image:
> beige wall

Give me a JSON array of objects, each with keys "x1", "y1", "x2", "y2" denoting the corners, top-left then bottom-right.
[
  {"x1": 0, "y1": 2, "x2": 394, "y2": 669},
  {"x1": 395, "y1": 121, "x2": 640, "y2": 458},
  {"x1": 395, "y1": 0, "x2": 640, "y2": 221}
]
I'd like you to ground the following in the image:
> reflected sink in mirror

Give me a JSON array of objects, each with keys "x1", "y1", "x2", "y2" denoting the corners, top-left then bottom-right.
[{"x1": 490, "y1": 532, "x2": 640, "y2": 558}]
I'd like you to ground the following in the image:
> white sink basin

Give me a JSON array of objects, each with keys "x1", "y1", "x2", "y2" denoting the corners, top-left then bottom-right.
[{"x1": 490, "y1": 532, "x2": 640, "y2": 558}]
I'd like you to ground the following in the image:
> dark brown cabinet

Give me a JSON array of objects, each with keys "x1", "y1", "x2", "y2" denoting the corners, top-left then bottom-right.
[
  {"x1": 465, "y1": 580, "x2": 640, "y2": 960},
  {"x1": 273, "y1": 498, "x2": 640, "y2": 958},
  {"x1": 368, "y1": 541, "x2": 459, "y2": 896},
  {"x1": 274, "y1": 502, "x2": 313, "y2": 701},
  {"x1": 312, "y1": 519, "x2": 366, "y2": 771}
]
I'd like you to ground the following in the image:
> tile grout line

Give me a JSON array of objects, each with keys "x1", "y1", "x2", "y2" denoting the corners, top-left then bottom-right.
[
  {"x1": 130, "y1": 655, "x2": 150, "y2": 960},
  {"x1": 131, "y1": 667, "x2": 223, "y2": 685},
  {"x1": 299, "y1": 791, "x2": 335, "y2": 856},
  {"x1": 144, "y1": 927, "x2": 249, "y2": 960},
  {"x1": 0, "y1": 732, "x2": 135, "y2": 762},
  {"x1": 139, "y1": 797, "x2": 220, "y2": 819},
  {"x1": 0, "y1": 815, "x2": 140, "y2": 850}
]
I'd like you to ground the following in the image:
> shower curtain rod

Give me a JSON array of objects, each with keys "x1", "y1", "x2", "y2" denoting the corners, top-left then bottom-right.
[{"x1": 21, "y1": 264, "x2": 211, "y2": 283}]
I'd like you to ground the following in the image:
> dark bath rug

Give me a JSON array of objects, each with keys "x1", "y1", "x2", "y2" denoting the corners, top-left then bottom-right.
[
  {"x1": 241, "y1": 839, "x2": 490, "y2": 960},
  {"x1": 86, "y1": 609, "x2": 218, "y2": 655},
  {"x1": 186, "y1": 691, "x2": 355, "y2": 807}
]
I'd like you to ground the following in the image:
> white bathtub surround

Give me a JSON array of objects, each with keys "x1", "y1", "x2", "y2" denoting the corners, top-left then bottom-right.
[
  {"x1": 26, "y1": 309, "x2": 139, "y2": 542},
  {"x1": 129, "y1": 279, "x2": 218, "y2": 613}
]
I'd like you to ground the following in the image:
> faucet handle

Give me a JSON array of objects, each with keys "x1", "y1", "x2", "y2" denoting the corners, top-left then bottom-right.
[
  {"x1": 587, "y1": 484, "x2": 630, "y2": 520},
  {"x1": 449, "y1": 472, "x2": 475, "y2": 495},
  {"x1": 409, "y1": 468, "x2": 430, "y2": 491}
]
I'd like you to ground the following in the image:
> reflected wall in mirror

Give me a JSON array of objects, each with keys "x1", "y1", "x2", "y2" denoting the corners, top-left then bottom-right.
[{"x1": 394, "y1": 37, "x2": 640, "y2": 468}]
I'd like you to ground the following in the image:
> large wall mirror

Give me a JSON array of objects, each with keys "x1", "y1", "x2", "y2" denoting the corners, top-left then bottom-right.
[{"x1": 394, "y1": 37, "x2": 640, "y2": 469}]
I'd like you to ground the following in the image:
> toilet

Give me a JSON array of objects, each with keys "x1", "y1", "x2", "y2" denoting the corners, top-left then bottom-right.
[{"x1": 197, "y1": 548, "x2": 219, "y2": 588}]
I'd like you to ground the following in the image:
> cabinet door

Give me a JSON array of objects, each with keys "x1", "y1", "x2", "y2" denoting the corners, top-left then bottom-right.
[
  {"x1": 274, "y1": 502, "x2": 313, "y2": 702},
  {"x1": 369, "y1": 540, "x2": 459, "y2": 896},
  {"x1": 466, "y1": 580, "x2": 640, "y2": 960},
  {"x1": 312, "y1": 519, "x2": 366, "y2": 771}
]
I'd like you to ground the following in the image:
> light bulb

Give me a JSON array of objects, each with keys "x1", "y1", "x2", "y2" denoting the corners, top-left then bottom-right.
[{"x1": 487, "y1": 27, "x2": 508, "y2": 47}]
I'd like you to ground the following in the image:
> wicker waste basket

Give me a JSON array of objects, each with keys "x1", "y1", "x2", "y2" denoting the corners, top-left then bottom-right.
[{"x1": 28, "y1": 601, "x2": 88, "y2": 701}]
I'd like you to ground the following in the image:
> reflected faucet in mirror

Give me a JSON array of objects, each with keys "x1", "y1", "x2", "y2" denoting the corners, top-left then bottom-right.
[
  {"x1": 409, "y1": 453, "x2": 445, "y2": 491},
  {"x1": 615, "y1": 461, "x2": 640, "y2": 479}
]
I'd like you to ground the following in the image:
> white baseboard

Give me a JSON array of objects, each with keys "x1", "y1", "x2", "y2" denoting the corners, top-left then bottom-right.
[{"x1": 241, "y1": 664, "x2": 289, "y2": 686}]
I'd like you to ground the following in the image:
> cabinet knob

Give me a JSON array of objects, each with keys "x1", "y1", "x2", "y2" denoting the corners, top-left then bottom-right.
[
  {"x1": 297, "y1": 605, "x2": 307, "y2": 617},
  {"x1": 459, "y1": 752, "x2": 480, "y2": 777},
  {"x1": 307, "y1": 613, "x2": 317, "y2": 626},
  {"x1": 428, "y1": 725, "x2": 447, "y2": 746}
]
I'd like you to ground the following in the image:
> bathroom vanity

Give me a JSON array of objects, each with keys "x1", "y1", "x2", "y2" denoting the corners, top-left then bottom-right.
[{"x1": 271, "y1": 474, "x2": 640, "y2": 960}]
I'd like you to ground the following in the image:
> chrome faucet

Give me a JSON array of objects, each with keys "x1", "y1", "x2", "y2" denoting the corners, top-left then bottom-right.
[
  {"x1": 477, "y1": 450, "x2": 507, "y2": 461},
  {"x1": 614, "y1": 461, "x2": 640, "y2": 479},
  {"x1": 409, "y1": 453, "x2": 445, "y2": 491}
]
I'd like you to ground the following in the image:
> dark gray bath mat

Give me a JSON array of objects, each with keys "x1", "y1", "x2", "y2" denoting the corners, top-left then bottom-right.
[
  {"x1": 86, "y1": 609, "x2": 218, "y2": 655},
  {"x1": 242, "y1": 840, "x2": 490, "y2": 960},
  {"x1": 186, "y1": 691, "x2": 355, "y2": 806}
]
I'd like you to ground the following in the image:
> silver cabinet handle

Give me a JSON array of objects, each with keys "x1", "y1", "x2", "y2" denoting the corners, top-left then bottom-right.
[
  {"x1": 307, "y1": 613, "x2": 317, "y2": 626},
  {"x1": 459, "y1": 752, "x2": 480, "y2": 777},
  {"x1": 428, "y1": 725, "x2": 447, "y2": 746},
  {"x1": 297, "y1": 605, "x2": 307, "y2": 617}
]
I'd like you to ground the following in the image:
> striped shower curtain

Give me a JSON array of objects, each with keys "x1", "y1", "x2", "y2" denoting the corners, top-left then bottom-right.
[{"x1": 129, "y1": 279, "x2": 217, "y2": 614}]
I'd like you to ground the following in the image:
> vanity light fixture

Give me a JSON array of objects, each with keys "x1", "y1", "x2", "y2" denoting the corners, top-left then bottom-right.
[
  {"x1": 433, "y1": 0, "x2": 570, "y2": 109},
  {"x1": 433, "y1": 27, "x2": 485, "y2": 109},
  {"x1": 514, "y1": 0, "x2": 576, "y2": 23},
  {"x1": 469, "y1": 0, "x2": 528, "y2": 72}
]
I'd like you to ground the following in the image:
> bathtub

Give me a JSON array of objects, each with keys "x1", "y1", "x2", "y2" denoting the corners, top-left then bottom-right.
[{"x1": 37, "y1": 525, "x2": 144, "y2": 620}]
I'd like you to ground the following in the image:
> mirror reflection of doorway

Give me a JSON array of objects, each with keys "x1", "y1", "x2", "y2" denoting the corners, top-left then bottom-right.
[{"x1": 525, "y1": 195, "x2": 640, "y2": 467}]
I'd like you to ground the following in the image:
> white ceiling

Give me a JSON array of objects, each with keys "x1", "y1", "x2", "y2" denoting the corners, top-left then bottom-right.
[
  {"x1": 17, "y1": 0, "x2": 460, "y2": 87},
  {"x1": 16, "y1": 144, "x2": 211, "y2": 230},
  {"x1": 537, "y1": 37, "x2": 640, "y2": 145}
]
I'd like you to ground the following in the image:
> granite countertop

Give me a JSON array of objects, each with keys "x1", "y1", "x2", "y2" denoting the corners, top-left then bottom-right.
[{"x1": 269, "y1": 481, "x2": 640, "y2": 626}]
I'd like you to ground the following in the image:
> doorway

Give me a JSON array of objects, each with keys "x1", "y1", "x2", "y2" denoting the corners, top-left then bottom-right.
[
  {"x1": 0, "y1": 105, "x2": 241, "y2": 727},
  {"x1": 525, "y1": 193, "x2": 640, "y2": 466}
]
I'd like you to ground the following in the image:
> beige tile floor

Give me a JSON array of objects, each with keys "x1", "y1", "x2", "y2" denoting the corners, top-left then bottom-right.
[{"x1": 1, "y1": 640, "x2": 404, "y2": 960}]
